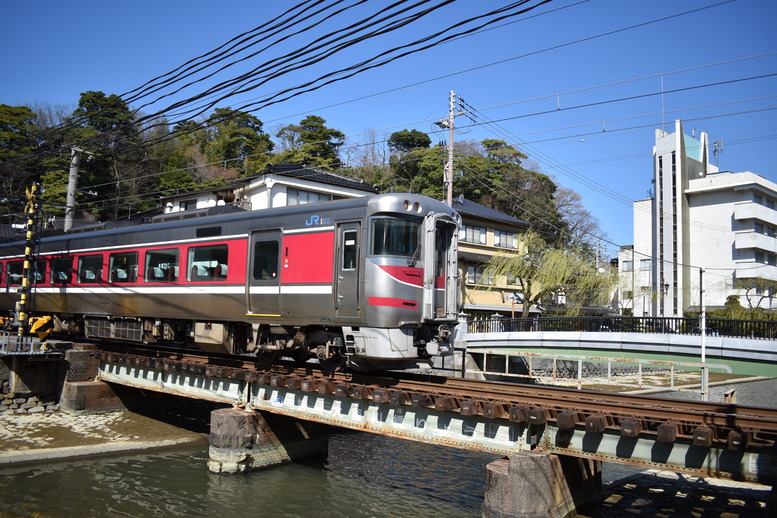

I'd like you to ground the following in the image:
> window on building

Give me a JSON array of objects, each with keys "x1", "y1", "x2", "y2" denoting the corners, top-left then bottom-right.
[
  {"x1": 767, "y1": 198, "x2": 775, "y2": 210},
  {"x1": 506, "y1": 271, "x2": 518, "y2": 286},
  {"x1": 640, "y1": 259, "x2": 651, "y2": 271},
  {"x1": 494, "y1": 230, "x2": 518, "y2": 249},
  {"x1": 755, "y1": 222, "x2": 764, "y2": 234},
  {"x1": 767, "y1": 254, "x2": 777, "y2": 266},
  {"x1": 466, "y1": 265, "x2": 492, "y2": 285},
  {"x1": 179, "y1": 199, "x2": 196, "y2": 211},
  {"x1": 755, "y1": 251, "x2": 765, "y2": 263},
  {"x1": 287, "y1": 187, "x2": 333, "y2": 206},
  {"x1": 459, "y1": 225, "x2": 486, "y2": 245},
  {"x1": 754, "y1": 194, "x2": 763, "y2": 205},
  {"x1": 145, "y1": 249, "x2": 179, "y2": 282},
  {"x1": 621, "y1": 260, "x2": 633, "y2": 271},
  {"x1": 767, "y1": 226, "x2": 776, "y2": 238}
]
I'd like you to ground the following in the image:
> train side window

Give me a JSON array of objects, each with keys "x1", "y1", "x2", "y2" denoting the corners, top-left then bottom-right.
[
  {"x1": 32, "y1": 259, "x2": 46, "y2": 284},
  {"x1": 187, "y1": 244, "x2": 228, "y2": 281},
  {"x1": 252, "y1": 240, "x2": 278, "y2": 280},
  {"x1": 145, "y1": 249, "x2": 179, "y2": 282},
  {"x1": 109, "y1": 252, "x2": 138, "y2": 283},
  {"x1": 342, "y1": 230, "x2": 357, "y2": 271},
  {"x1": 6, "y1": 261, "x2": 24, "y2": 286},
  {"x1": 51, "y1": 257, "x2": 73, "y2": 284},
  {"x1": 78, "y1": 255, "x2": 103, "y2": 283}
]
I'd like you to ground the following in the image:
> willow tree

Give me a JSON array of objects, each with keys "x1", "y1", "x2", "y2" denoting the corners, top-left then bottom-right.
[{"x1": 484, "y1": 230, "x2": 615, "y2": 317}]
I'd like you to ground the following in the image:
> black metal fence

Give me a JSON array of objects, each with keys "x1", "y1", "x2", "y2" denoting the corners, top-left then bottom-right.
[{"x1": 467, "y1": 315, "x2": 777, "y2": 340}]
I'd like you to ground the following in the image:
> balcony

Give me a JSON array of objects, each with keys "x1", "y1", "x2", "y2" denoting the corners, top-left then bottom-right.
[
  {"x1": 733, "y1": 230, "x2": 776, "y2": 251},
  {"x1": 734, "y1": 201, "x2": 777, "y2": 226}
]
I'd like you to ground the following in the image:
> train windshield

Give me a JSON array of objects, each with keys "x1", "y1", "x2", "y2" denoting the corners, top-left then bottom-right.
[{"x1": 369, "y1": 217, "x2": 420, "y2": 258}]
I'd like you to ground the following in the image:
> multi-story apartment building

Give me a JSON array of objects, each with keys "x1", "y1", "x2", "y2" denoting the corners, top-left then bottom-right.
[{"x1": 620, "y1": 120, "x2": 777, "y2": 316}]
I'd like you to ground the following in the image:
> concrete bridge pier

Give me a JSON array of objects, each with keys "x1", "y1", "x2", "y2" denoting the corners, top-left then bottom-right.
[
  {"x1": 482, "y1": 451, "x2": 601, "y2": 518},
  {"x1": 207, "y1": 408, "x2": 330, "y2": 474}
]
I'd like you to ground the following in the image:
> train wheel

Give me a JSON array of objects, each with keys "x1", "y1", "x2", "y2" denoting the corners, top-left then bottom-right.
[{"x1": 254, "y1": 350, "x2": 280, "y2": 366}]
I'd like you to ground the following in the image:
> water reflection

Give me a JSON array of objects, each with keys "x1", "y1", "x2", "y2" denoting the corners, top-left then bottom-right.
[{"x1": 0, "y1": 431, "x2": 500, "y2": 518}]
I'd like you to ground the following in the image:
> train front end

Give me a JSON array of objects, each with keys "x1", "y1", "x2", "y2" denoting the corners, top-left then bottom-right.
[{"x1": 349, "y1": 194, "x2": 460, "y2": 370}]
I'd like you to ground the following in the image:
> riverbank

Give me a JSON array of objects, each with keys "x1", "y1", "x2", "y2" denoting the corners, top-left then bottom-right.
[{"x1": 0, "y1": 408, "x2": 208, "y2": 468}]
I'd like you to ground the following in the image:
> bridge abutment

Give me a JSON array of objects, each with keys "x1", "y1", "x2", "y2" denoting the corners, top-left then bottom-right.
[
  {"x1": 482, "y1": 451, "x2": 601, "y2": 518},
  {"x1": 207, "y1": 408, "x2": 329, "y2": 474}
]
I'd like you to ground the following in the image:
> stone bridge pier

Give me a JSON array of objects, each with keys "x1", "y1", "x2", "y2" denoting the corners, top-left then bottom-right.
[
  {"x1": 207, "y1": 407, "x2": 330, "y2": 474},
  {"x1": 483, "y1": 451, "x2": 602, "y2": 518}
]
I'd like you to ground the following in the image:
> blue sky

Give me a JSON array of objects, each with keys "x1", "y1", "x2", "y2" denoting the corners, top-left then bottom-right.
[{"x1": 2, "y1": 0, "x2": 775, "y2": 258}]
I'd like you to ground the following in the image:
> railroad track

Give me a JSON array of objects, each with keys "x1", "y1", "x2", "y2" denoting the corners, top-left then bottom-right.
[{"x1": 92, "y1": 342, "x2": 777, "y2": 452}]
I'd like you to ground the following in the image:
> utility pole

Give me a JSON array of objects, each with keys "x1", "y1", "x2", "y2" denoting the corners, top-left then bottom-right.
[
  {"x1": 436, "y1": 91, "x2": 462, "y2": 206},
  {"x1": 445, "y1": 90, "x2": 455, "y2": 206},
  {"x1": 64, "y1": 147, "x2": 93, "y2": 232},
  {"x1": 699, "y1": 268, "x2": 708, "y2": 401}
]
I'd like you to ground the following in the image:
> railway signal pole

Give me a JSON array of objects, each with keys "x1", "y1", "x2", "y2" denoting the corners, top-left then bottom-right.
[{"x1": 16, "y1": 183, "x2": 40, "y2": 344}]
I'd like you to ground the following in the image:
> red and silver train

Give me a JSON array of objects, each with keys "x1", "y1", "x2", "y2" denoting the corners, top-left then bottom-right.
[{"x1": 0, "y1": 193, "x2": 461, "y2": 370}]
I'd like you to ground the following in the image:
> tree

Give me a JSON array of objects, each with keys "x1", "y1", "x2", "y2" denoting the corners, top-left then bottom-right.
[
  {"x1": 388, "y1": 129, "x2": 431, "y2": 154},
  {"x1": 275, "y1": 115, "x2": 344, "y2": 168},
  {"x1": 485, "y1": 230, "x2": 614, "y2": 317},
  {"x1": 204, "y1": 108, "x2": 273, "y2": 176},
  {"x1": 554, "y1": 186, "x2": 608, "y2": 254},
  {"x1": 0, "y1": 104, "x2": 39, "y2": 219}
]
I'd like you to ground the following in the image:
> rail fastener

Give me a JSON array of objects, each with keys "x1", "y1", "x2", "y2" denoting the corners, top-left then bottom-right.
[
  {"x1": 433, "y1": 395, "x2": 457, "y2": 412},
  {"x1": 692, "y1": 426, "x2": 713, "y2": 447},
  {"x1": 460, "y1": 400, "x2": 484, "y2": 417},
  {"x1": 585, "y1": 414, "x2": 608, "y2": 434},
  {"x1": 557, "y1": 411, "x2": 580, "y2": 430},
  {"x1": 657, "y1": 422, "x2": 678, "y2": 443}
]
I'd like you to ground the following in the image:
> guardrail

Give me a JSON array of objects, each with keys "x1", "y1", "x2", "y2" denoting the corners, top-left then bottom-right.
[
  {"x1": 468, "y1": 315, "x2": 777, "y2": 340},
  {"x1": 0, "y1": 330, "x2": 43, "y2": 355},
  {"x1": 466, "y1": 348, "x2": 731, "y2": 393}
]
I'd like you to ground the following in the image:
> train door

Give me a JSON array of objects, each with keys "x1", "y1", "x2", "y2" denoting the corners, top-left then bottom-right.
[
  {"x1": 422, "y1": 215, "x2": 459, "y2": 321},
  {"x1": 247, "y1": 230, "x2": 282, "y2": 318},
  {"x1": 335, "y1": 222, "x2": 360, "y2": 318}
]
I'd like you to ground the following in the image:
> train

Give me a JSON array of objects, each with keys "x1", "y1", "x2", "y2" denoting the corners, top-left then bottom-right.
[{"x1": 0, "y1": 193, "x2": 461, "y2": 371}]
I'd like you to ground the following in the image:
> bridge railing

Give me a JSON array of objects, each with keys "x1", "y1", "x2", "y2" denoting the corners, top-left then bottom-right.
[{"x1": 467, "y1": 315, "x2": 777, "y2": 340}]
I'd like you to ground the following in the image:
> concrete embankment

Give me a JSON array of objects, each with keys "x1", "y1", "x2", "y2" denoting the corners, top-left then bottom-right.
[{"x1": 0, "y1": 409, "x2": 208, "y2": 468}]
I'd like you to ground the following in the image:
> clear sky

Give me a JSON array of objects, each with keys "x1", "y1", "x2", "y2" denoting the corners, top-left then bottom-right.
[{"x1": 2, "y1": 0, "x2": 775, "y2": 258}]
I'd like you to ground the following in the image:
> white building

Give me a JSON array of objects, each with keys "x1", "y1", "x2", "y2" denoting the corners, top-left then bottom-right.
[
  {"x1": 162, "y1": 163, "x2": 377, "y2": 213},
  {"x1": 622, "y1": 120, "x2": 777, "y2": 316}
]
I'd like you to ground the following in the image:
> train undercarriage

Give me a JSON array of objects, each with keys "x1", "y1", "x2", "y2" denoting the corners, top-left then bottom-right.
[{"x1": 43, "y1": 314, "x2": 451, "y2": 371}]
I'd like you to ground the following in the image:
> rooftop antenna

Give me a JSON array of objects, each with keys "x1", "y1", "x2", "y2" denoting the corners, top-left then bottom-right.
[{"x1": 713, "y1": 139, "x2": 724, "y2": 166}]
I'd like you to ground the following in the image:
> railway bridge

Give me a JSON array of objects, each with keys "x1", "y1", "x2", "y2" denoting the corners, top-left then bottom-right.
[
  {"x1": 3, "y1": 337, "x2": 777, "y2": 517},
  {"x1": 83, "y1": 345, "x2": 777, "y2": 516}
]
